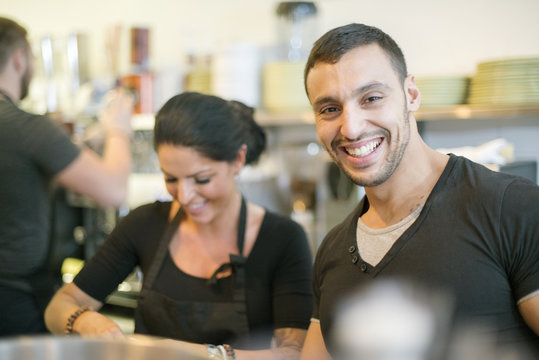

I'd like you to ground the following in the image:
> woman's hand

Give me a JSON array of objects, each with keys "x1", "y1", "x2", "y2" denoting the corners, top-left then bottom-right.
[
  {"x1": 234, "y1": 327, "x2": 308, "y2": 360},
  {"x1": 71, "y1": 310, "x2": 125, "y2": 339}
]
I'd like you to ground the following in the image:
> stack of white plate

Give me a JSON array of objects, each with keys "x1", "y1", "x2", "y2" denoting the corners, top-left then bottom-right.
[
  {"x1": 415, "y1": 76, "x2": 469, "y2": 107},
  {"x1": 468, "y1": 57, "x2": 539, "y2": 105}
]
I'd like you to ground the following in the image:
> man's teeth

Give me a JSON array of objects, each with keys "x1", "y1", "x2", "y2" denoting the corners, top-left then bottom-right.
[{"x1": 345, "y1": 140, "x2": 380, "y2": 157}]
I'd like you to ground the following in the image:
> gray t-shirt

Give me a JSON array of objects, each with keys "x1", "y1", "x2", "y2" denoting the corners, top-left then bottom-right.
[{"x1": 0, "y1": 99, "x2": 80, "y2": 287}]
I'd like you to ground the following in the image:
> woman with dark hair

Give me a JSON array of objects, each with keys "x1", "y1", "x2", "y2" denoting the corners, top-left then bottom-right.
[{"x1": 45, "y1": 92, "x2": 313, "y2": 360}]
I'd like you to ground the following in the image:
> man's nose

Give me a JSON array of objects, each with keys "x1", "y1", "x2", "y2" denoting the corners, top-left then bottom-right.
[{"x1": 340, "y1": 106, "x2": 367, "y2": 140}]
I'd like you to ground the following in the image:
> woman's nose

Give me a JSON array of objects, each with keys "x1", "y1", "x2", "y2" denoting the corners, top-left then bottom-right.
[{"x1": 177, "y1": 180, "x2": 195, "y2": 204}]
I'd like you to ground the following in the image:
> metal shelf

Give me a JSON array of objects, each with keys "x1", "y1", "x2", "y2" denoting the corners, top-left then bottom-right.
[
  {"x1": 415, "y1": 104, "x2": 539, "y2": 121},
  {"x1": 255, "y1": 109, "x2": 315, "y2": 127},
  {"x1": 133, "y1": 105, "x2": 539, "y2": 129},
  {"x1": 254, "y1": 104, "x2": 539, "y2": 126}
]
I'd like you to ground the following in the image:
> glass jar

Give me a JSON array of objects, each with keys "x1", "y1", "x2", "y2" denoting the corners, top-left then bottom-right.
[{"x1": 275, "y1": 1, "x2": 318, "y2": 62}]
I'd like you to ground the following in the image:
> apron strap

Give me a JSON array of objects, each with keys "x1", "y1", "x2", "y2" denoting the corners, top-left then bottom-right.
[
  {"x1": 208, "y1": 197, "x2": 247, "y2": 286},
  {"x1": 236, "y1": 196, "x2": 247, "y2": 257},
  {"x1": 143, "y1": 205, "x2": 183, "y2": 290},
  {"x1": 145, "y1": 197, "x2": 247, "y2": 289}
]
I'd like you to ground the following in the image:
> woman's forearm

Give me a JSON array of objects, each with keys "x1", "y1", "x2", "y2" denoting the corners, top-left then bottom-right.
[
  {"x1": 44, "y1": 288, "x2": 86, "y2": 333},
  {"x1": 44, "y1": 282, "x2": 104, "y2": 335}
]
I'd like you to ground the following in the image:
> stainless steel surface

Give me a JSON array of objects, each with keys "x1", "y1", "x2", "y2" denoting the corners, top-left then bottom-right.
[{"x1": 0, "y1": 335, "x2": 207, "y2": 360}]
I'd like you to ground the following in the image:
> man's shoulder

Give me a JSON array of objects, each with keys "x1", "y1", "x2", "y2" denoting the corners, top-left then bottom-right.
[
  {"x1": 448, "y1": 154, "x2": 536, "y2": 194},
  {"x1": 0, "y1": 102, "x2": 38, "y2": 126},
  {"x1": 0, "y1": 103, "x2": 66, "y2": 138}
]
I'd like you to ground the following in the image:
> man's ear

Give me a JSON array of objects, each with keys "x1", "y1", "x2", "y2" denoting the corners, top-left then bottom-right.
[
  {"x1": 405, "y1": 75, "x2": 421, "y2": 112},
  {"x1": 12, "y1": 47, "x2": 27, "y2": 75}
]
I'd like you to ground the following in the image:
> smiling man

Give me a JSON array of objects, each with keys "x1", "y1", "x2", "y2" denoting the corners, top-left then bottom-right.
[{"x1": 300, "y1": 23, "x2": 539, "y2": 359}]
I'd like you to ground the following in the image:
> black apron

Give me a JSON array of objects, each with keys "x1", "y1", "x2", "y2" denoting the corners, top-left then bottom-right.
[{"x1": 134, "y1": 198, "x2": 250, "y2": 347}]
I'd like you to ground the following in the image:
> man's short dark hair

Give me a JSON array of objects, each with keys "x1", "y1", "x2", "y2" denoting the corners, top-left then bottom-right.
[
  {"x1": 304, "y1": 23, "x2": 408, "y2": 94},
  {"x1": 0, "y1": 17, "x2": 29, "y2": 71}
]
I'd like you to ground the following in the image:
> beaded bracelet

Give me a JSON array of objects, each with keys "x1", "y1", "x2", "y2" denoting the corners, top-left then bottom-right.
[
  {"x1": 223, "y1": 344, "x2": 236, "y2": 360},
  {"x1": 205, "y1": 344, "x2": 235, "y2": 359},
  {"x1": 206, "y1": 344, "x2": 222, "y2": 359},
  {"x1": 65, "y1": 306, "x2": 92, "y2": 335}
]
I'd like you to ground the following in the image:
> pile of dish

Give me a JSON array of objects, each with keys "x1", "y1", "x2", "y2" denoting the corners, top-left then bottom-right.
[
  {"x1": 468, "y1": 57, "x2": 539, "y2": 105},
  {"x1": 415, "y1": 76, "x2": 469, "y2": 107}
]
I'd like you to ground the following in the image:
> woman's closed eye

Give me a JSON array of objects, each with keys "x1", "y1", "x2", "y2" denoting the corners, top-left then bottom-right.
[
  {"x1": 194, "y1": 177, "x2": 211, "y2": 185},
  {"x1": 164, "y1": 175, "x2": 211, "y2": 185}
]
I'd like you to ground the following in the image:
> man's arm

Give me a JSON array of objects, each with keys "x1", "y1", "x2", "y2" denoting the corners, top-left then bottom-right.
[
  {"x1": 519, "y1": 293, "x2": 539, "y2": 335},
  {"x1": 55, "y1": 89, "x2": 134, "y2": 208},
  {"x1": 300, "y1": 321, "x2": 332, "y2": 360}
]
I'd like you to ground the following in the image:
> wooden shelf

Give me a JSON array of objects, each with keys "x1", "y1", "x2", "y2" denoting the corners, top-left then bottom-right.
[
  {"x1": 255, "y1": 104, "x2": 539, "y2": 126},
  {"x1": 416, "y1": 104, "x2": 539, "y2": 121},
  {"x1": 134, "y1": 105, "x2": 539, "y2": 130},
  {"x1": 255, "y1": 110, "x2": 315, "y2": 127}
]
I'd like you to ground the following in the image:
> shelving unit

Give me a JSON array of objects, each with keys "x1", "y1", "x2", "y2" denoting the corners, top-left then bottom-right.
[
  {"x1": 415, "y1": 104, "x2": 539, "y2": 121},
  {"x1": 133, "y1": 104, "x2": 539, "y2": 130},
  {"x1": 254, "y1": 104, "x2": 539, "y2": 126}
]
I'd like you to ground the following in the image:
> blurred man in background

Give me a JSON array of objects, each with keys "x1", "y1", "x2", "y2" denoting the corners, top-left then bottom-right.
[{"x1": 0, "y1": 16, "x2": 134, "y2": 336}]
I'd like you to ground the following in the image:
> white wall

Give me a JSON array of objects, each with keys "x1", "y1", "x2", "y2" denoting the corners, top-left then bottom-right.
[
  {"x1": 2, "y1": 0, "x2": 539, "y2": 78},
  {"x1": 2, "y1": 0, "x2": 539, "y2": 182}
]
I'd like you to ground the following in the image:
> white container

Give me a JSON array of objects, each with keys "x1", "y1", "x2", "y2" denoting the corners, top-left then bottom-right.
[
  {"x1": 262, "y1": 61, "x2": 310, "y2": 112},
  {"x1": 211, "y1": 43, "x2": 261, "y2": 108}
]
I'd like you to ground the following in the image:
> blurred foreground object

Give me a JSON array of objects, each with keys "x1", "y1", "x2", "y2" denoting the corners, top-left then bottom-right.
[
  {"x1": 331, "y1": 279, "x2": 453, "y2": 360},
  {"x1": 331, "y1": 279, "x2": 539, "y2": 360}
]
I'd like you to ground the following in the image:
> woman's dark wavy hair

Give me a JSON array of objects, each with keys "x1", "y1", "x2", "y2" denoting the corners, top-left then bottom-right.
[
  {"x1": 154, "y1": 92, "x2": 266, "y2": 165},
  {"x1": 304, "y1": 23, "x2": 408, "y2": 93}
]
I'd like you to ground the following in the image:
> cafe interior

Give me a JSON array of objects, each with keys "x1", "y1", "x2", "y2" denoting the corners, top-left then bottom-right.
[{"x1": 1, "y1": 0, "x2": 539, "y2": 358}]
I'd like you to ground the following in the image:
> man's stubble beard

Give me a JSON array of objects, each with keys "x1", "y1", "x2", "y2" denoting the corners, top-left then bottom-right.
[{"x1": 329, "y1": 105, "x2": 411, "y2": 188}]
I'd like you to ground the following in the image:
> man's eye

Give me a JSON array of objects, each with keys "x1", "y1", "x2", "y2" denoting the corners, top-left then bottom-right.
[
  {"x1": 165, "y1": 177, "x2": 177, "y2": 183},
  {"x1": 195, "y1": 177, "x2": 211, "y2": 185},
  {"x1": 320, "y1": 106, "x2": 339, "y2": 114},
  {"x1": 365, "y1": 96, "x2": 383, "y2": 103}
]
